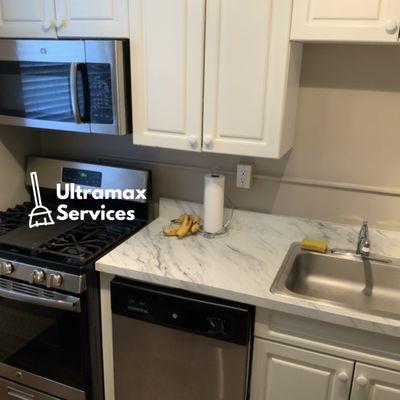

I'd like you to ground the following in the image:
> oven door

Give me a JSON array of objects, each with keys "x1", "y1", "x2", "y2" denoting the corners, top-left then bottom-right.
[
  {"x1": 0, "y1": 278, "x2": 86, "y2": 400},
  {"x1": 0, "y1": 40, "x2": 90, "y2": 133}
]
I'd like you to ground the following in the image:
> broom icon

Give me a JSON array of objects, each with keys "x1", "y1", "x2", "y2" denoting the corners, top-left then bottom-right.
[{"x1": 28, "y1": 172, "x2": 55, "y2": 228}]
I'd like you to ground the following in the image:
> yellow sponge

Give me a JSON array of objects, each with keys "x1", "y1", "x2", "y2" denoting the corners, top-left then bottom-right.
[{"x1": 301, "y1": 238, "x2": 328, "y2": 253}]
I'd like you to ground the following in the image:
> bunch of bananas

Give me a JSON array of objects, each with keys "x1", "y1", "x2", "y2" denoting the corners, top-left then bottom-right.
[{"x1": 163, "y1": 214, "x2": 201, "y2": 238}]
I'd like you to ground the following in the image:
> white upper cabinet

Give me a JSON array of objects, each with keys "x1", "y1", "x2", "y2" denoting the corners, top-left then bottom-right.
[
  {"x1": 54, "y1": 0, "x2": 129, "y2": 38},
  {"x1": 0, "y1": 0, "x2": 57, "y2": 38},
  {"x1": 203, "y1": 0, "x2": 302, "y2": 158},
  {"x1": 351, "y1": 364, "x2": 400, "y2": 400},
  {"x1": 131, "y1": 0, "x2": 301, "y2": 158},
  {"x1": 251, "y1": 339, "x2": 354, "y2": 400},
  {"x1": 131, "y1": 0, "x2": 205, "y2": 152},
  {"x1": 291, "y1": 0, "x2": 400, "y2": 43}
]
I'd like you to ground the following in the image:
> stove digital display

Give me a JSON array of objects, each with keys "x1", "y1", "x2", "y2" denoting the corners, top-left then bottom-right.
[{"x1": 62, "y1": 167, "x2": 102, "y2": 187}]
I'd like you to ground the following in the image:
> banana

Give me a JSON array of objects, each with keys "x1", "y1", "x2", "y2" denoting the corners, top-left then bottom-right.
[
  {"x1": 191, "y1": 222, "x2": 200, "y2": 234},
  {"x1": 191, "y1": 215, "x2": 200, "y2": 223},
  {"x1": 163, "y1": 214, "x2": 202, "y2": 238},
  {"x1": 163, "y1": 226, "x2": 180, "y2": 236},
  {"x1": 177, "y1": 214, "x2": 192, "y2": 238},
  {"x1": 171, "y1": 214, "x2": 186, "y2": 224}
]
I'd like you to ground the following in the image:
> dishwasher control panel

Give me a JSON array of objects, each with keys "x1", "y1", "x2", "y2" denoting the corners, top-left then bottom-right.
[{"x1": 111, "y1": 278, "x2": 254, "y2": 345}]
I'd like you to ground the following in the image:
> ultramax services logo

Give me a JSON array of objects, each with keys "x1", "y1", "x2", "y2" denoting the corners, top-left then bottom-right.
[{"x1": 28, "y1": 172, "x2": 146, "y2": 229}]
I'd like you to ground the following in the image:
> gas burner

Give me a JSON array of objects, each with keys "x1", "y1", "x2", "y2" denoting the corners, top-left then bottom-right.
[
  {"x1": 0, "y1": 203, "x2": 32, "y2": 236},
  {"x1": 37, "y1": 220, "x2": 145, "y2": 265}
]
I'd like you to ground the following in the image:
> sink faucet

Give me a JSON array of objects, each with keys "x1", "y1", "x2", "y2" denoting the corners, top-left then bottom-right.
[
  {"x1": 357, "y1": 221, "x2": 370, "y2": 256},
  {"x1": 331, "y1": 220, "x2": 392, "y2": 264}
]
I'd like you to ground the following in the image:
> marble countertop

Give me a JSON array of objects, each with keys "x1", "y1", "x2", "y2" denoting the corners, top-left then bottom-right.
[{"x1": 96, "y1": 198, "x2": 400, "y2": 337}]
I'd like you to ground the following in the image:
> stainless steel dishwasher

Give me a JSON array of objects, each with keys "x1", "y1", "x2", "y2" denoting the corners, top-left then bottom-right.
[{"x1": 111, "y1": 278, "x2": 254, "y2": 400}]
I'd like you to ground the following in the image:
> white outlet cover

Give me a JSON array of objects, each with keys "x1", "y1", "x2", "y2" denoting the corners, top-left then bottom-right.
[{"x1": 236, "y1": 164, "x2": 253, "y2": 189}]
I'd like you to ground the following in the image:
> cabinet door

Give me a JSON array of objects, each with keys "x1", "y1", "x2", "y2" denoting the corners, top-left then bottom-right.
[
  {"x1": 203, "y1": 0, "x2": 302, "y2": 158},
  {"x1": 131, "y1": 0, "x2": 205, "y2": 152},
  {"x1": 351, "y1": 363, "x2": 400, "y2": 400},
  {"x1": 251, "y1": 339, "x2": 354, "y2": 400},
  {"x1": 291, "y1": 0, "x2": 400, "y2": 43},
  {"x1": 54, "y1": 0, "x2": 129, "y2": 38},
  {"x1": 0, "y1": 0, "x2": 56, "y2": 38}
]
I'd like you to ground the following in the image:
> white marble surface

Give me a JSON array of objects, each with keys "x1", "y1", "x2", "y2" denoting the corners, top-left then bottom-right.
[{"x1": 96, "y1": 198, "x2": 400, "y2": 337}]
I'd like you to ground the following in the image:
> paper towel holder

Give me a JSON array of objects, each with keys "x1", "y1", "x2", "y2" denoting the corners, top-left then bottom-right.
[{"x1": 202, "y1": 194, "x2": 235, "y2": 238}]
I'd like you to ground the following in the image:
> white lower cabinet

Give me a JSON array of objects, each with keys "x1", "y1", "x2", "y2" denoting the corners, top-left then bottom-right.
[
  {"x1": 250, "y1": 339, "x2": 354, "y2": 400},
  {"x1": 351, "y1": 364, "x2": 400, "y2": 400}
]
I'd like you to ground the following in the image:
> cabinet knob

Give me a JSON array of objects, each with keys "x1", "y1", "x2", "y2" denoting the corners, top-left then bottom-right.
[
  {"x1": 337, "y1": 372, "x2": 350, "y2": 382},
  {"x1": 55, "y1": 19, "x2": 64, "y2": 29},
  {"x1": 385, "y1": 20, "x2": 398, "y2": 35},
  {"x1": 203, "y1": 136, "x2": 213, "y2": 148},
  {"x1": 43, "y1": 20, "x2": 54, "y2": 31},
  {"x1": 356, "y1": 376, "x2": 369, "y2": 387},
  {"x1": 188, "y1": 135, "x2": 198, "y2": 148}
]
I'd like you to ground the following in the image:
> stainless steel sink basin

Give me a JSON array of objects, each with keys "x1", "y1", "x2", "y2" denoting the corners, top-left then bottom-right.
[{"x1": 271, "y1": 243, "x2": 400, "y2": 320}]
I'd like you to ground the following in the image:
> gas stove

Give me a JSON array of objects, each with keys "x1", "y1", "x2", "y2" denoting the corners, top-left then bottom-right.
[
  {"x1": 0, "y1": 157, "x2": 150, "y2": 400},
  {"x1": 0, "y1": 206, "x2": 146, "y2": 292},
  {"x1": 0, "y1": 202, "x2": 145, "y2": 265}
]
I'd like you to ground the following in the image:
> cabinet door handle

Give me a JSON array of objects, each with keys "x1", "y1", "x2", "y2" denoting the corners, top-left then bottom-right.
[
  {"x1": 356, "y1": 375, "x2": 369, "y2": 387},
  {"x1": 42, "y1": 20, "x2": 54, "y2": 31},
  {"x1": 337, "y1": 371, "x2": 350, "y2": 382},
  {"x1": 188, "y1": 135, "x2": 198, "y2": 148},
  {"x1": 55, "y1": 19, "x2": 64, "y2": 29},
  {"x1": 385, "y1": 20, "x2": 398, "y2": 35},
  {"x1": 203, "y1": 136, "x2": 213, "y2": 148}
]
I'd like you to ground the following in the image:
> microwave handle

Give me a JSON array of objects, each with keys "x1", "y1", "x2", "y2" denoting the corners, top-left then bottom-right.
[{"x1": 70, "y1": 62, "x2": 83, "y2": 124}]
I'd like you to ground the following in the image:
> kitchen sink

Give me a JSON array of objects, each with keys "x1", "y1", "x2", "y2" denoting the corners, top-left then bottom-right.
[{"x1": 271, "y1": 243, "x2": 400, "y2": 320}]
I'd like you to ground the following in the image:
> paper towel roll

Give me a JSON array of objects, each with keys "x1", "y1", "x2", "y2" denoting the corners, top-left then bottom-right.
[{"x1": 203, "y1": 174, "x2": 225, "y2": 234}]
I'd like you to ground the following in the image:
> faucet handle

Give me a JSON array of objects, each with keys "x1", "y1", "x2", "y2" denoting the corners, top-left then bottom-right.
[
  {"x1": 357, "y1": 220, "x2": 370, "y2": 256},
  {"x1": 360, "y1": 220, "x2": 369, "y2": 236}
]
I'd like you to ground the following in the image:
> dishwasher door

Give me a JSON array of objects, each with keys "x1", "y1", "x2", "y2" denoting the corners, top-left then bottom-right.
[{"x1": 111, "y1": 278, "x2": 254, "y2": 400}]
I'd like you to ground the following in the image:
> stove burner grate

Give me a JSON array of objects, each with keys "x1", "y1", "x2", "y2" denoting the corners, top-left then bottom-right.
[
  {"x1": 0, "y1": 203, "x2": 32, "y2": 236},
  {"x1": 37, "y1": 220, "x2": 144, "y2": 265}
]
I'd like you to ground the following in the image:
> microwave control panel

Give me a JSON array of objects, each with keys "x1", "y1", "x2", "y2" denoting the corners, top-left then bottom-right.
[{"x1": 88, "y1": 63, "x2": 113, "y2": 124}]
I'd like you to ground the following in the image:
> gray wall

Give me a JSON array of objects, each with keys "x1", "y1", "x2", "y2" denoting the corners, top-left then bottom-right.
[
  {"x1": 0, "y1": 126, "x2": 41, "y2": 209},
  {"x1": 39, "y1": 44, "x2": 400, "y2": 231}
]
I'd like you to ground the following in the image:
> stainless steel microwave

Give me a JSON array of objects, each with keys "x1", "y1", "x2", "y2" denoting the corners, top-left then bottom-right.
[{"x1": 0, "y1": 39, "x2": 131, "y2": 135}]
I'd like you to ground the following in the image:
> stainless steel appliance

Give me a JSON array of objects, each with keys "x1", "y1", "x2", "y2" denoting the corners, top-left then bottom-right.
[
  {"x1": 0, "y1": 40, "x2": 131, "y2": 134},
  {"x1": 111, "y1": 279, "x2": 254, "y2": 400},
  {"x1": 0, "y1": 157, "x2": 150, "y2": 400}
]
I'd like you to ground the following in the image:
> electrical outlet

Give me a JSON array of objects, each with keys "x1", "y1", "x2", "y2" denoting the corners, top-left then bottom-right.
[{"x1": 236, "y1": 164, "x2": 253, "y2": 189}]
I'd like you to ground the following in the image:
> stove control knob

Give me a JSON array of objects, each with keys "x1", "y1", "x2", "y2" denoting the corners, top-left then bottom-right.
[
  {"x1": 47, "y1": 273, "x2": 63, "y2": 289},
  {"x1": 30, "y1": 269, "x2": 46, "y2": 284},
  {"x1": 0, "y1": 262, "x2": 14, "y2": 275}
]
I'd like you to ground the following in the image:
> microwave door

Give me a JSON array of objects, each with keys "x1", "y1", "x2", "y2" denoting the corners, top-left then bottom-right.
[{"x1": 0, "y1": 40, "x2": 90, "y2": 133}]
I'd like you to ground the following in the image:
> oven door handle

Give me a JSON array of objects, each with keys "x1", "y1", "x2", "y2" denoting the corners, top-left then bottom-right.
[
  {"x1": 70, "y1": 62, "x2": 83, "y2": 124},
  {"x1": 7, "y1": 387, "x2": 34, "y2": 400},
  {"x1": 0, "y1": 286, "x2": 81, "y2": 313}
]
